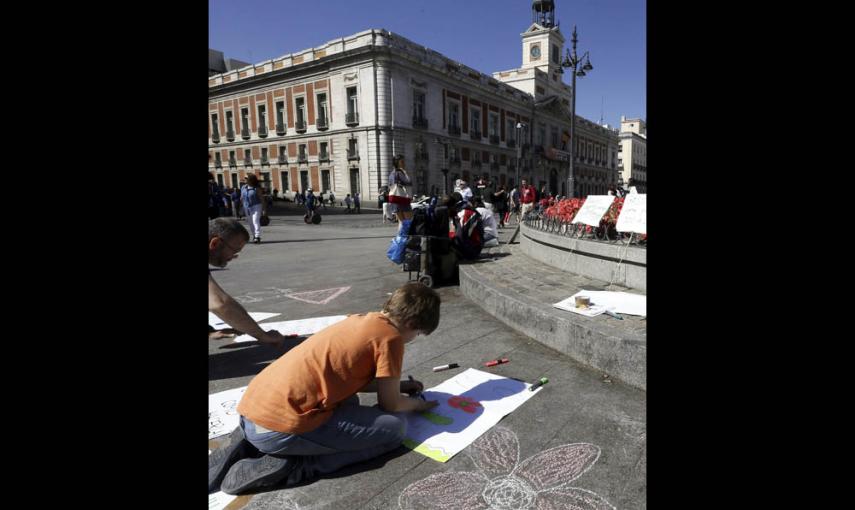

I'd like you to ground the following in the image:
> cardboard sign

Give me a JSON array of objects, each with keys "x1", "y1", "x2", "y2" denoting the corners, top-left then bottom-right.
[
  {"x1": 615, "y1": 193, "x2": 646, "y2": 234},
  {"x1": 571, "y1": 195, "x2": 616, "y2": 226}
]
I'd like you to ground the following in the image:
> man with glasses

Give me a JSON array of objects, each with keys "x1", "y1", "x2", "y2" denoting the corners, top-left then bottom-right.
[{"x1": 209, "y1": 218, "x2": 287, "y2": 346}]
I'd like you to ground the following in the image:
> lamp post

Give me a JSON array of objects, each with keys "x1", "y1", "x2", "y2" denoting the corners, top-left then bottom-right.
[
  {"x1": 433, "y1": 137, "x2": 449, "y2": 194},
  {"x1": 560, "y1": 26, "x2": 593, "y2": 199},
  {"x1": 515, "y1": 122, "x2": 525, "y2": 188}
]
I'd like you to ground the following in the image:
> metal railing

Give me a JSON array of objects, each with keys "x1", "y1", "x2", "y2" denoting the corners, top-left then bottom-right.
[
  {"x1": 226, "y1": 129, "x2": 235, "y2": 142},
  {"x1": 276, "y1": 122, "x2": 286, "y2": 135},
  {"x1": 448, "y1": 124, "x2": 461, "y2": 136},
  {"x1": 258, "y1": 124, "x2": 268, "y2": 137},
  {"x1": 347, "y1": 149, "x2": 359, "y2": 160},
  {"x1": 316, "y1": 117, "x2": 328, "y2": 130},
  {"x1": 345, "y1": 112, "x2": 359, "y2": 126},
  {"x1": 295, "y1": 120, "x2": 307, "y2": 132},
  {"x1": 489, "y1": 134, "x2": 500, "y2": 144},
  {"x1": 212, "y1": 132, "x2": 220, "y2": 143},
  {"x1": 413, "y1": 116, "x2": 428, "y2": 129}
]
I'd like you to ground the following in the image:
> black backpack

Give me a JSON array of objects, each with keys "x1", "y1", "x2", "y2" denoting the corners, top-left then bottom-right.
[{"x1": 452, "y1": 208, "x2": 484, "y2": 260}]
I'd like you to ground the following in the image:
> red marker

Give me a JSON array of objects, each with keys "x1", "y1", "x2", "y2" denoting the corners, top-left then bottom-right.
[{"x1": 484, "y1": 358, "x2": 509, "y2": 367}]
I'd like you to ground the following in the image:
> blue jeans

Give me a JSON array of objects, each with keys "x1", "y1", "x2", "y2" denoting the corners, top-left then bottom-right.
[{"x1": 240, "y1": 395, "x2": 406, "y2": 485}]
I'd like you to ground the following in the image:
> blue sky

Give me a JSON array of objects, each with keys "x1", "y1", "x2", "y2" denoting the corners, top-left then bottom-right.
[{"x1": 209, "y1": 0, "x2": 645, "y2": 128}]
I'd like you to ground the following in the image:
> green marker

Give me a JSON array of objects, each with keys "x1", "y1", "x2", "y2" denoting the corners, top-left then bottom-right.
[{"x1": 529, "y1": 377, "x2": 549, "y2": 391}]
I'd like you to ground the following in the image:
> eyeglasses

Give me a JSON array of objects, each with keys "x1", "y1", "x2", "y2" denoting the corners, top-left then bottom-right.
[{"x1": 218, "y1": 235, "x2": 243, "y2": 253}]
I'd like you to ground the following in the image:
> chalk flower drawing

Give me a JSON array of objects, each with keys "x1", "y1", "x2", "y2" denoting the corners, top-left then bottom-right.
[
  {"x1": 448, "y1": 395, "x2": 483, "y2": 414},
  {"x1": 399, "y1": 427, "x2": 614, "y2": 510}
]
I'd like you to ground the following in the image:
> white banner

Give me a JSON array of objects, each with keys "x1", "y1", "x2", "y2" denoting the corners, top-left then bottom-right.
[
  {"x1": 615, "y1": 193, "x2": 646, "y2": 234},
  {"x1": 571, "y1": 195, "x2": 616, "y2": 226}
]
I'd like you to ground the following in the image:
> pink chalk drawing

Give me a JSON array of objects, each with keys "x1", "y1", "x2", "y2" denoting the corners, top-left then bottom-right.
[
  {"x1": 285, "y1": 286, "x2": 350, "y2": 305},
  {"x1": 398, "y1": 426, "x2": 615, "y2": 510},
  {"x1": 448, "y1": 395, "x2": 483, "y2": 414}
]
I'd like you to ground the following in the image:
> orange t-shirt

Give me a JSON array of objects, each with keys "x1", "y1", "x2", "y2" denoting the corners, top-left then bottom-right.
[{"x1": 236, "y1": 312, "x2": 404, "y2": 434}]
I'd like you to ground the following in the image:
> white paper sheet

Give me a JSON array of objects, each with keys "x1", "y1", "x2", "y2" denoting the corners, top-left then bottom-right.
[
  {"x1": 209, "y1": 312, "x2": 281, "y2": 330},
  {"x1": 209, "y1": 386, "x2": 247, "y2": 439},
  {"x1": 209, "y1": 491, "x2": 237, "y2": 510},
  {"x1": 555, "y1": 290, "x2": 646, "y2": 317},
  {"x1": 615, "y1": 193, "x2": 646, "y2": 234},
  {"x1": 400, "y1": 368, "x2": 542, "y2": 462},
  {"x1": 571, "y1": 195, "x2": 616, "y2": 226},
  {"x1": 233, "y1": 315, "x2": 348, "y2": 343}
]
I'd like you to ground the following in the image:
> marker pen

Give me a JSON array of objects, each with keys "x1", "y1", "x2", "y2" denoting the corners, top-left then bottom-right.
[
  {"x1": 529, "y1": 377, "x2": 549, "y2": 391},
  {"x1": 432, "y1": 363, "x2": 459, "y2": 372},
  {"x1": 484, "y1": 358, "x2": 509, "y2": 367}
]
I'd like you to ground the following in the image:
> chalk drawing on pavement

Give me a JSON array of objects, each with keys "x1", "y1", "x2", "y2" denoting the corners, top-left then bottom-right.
[
  {"x1": 285, "y1": 286, "x2": 351, "y2": 305},
  {"x1": 398, "y1": 426, "x2": 615, "y2": 510},
  {"x1": 233, "y1": 288, "x2": 292, "y2": 305}
]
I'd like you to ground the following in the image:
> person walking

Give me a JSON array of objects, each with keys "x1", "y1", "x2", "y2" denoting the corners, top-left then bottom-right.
[
  {"x1": 387, "y1": 155, "x2": 413, "y2": 223},
  {"x1": 241, "y1": 174, "x2": 267, "y2": 244}
]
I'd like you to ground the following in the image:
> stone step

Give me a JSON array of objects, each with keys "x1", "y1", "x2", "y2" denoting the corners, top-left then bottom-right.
[{"x1": 460, "y1": 241, "x2": 646, "y2": 390}]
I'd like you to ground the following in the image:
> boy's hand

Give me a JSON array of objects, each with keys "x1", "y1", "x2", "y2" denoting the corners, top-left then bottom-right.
[
  {"x1": 401, "y1": 379, "x2": 424, "y2": 396},
  {"x1": 415, "y1": 399, "x2": 439, "y2": 413}
]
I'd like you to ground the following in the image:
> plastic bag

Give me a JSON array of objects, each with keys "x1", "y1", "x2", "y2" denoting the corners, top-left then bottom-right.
[{"x1": 386, "y1": 220, "x2": 412, "y2": 264}]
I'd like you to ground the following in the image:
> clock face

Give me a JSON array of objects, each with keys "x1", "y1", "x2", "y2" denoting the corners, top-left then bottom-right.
[{"x1": 530, "y1": 45, "x2": 541, "y2": 58}]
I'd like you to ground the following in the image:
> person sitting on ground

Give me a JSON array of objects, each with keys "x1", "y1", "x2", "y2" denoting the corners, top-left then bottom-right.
[
  {"x1": 208, "y1": 218, "x2": 288, "y2": 346},
  {"x1": 209, "y1": 282, "x2": 441, "y2": 495},
  {"x1": 468, "y1": 197, "x2": 498, "y2": 244}
]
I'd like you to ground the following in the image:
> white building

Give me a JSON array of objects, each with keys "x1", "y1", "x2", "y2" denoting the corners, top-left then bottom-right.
[
  {"x1": 617, "y1": 115, "x2": 646, "y2": 192},
  {"x1": 207, "y1": 0, "x2": 617, "y2": 199}
]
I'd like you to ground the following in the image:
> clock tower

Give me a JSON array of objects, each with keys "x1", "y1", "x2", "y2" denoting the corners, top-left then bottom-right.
[{"x1": 521, "y1": 0, "x2": 565, "y2": 77}]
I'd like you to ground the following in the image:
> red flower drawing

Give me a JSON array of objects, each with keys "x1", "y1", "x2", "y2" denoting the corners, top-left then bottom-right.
[{"x1": 448, "y1": 395, "x2": 483, "y2": 414}]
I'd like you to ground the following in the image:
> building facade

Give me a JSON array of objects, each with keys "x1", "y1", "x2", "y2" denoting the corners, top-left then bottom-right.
[
  {"x1": 208, "y1": 2, "x2": 618, "y2": 200},
  {"x1": 617, "y1": 115, "x2": 647, "y2": 192}
]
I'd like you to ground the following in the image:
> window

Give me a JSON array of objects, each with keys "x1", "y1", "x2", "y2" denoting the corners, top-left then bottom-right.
[
  {"x1": 319, "y1": 141, "x2": 329, "y2": 159},
  {"x1": 471, "y1": 107, "x2": 480, "y2": 134},
  {"x1": 506, "y1": 120, "x2": 516, "y2": 141},
  {"x1": 538, "y1": 124, "x2": 546, "y2": 146},
  {"x1": 278, "y1": 146, "x2": 287, "y2": 162},
  {"x1": 489, "y1": 113, "x2": 499, "y2": 137},
  {"x1": 551, "y1": 127, "x2": 558, "y2": 148},
  {"x1": 241, "y1": 108, "x2": 250, "y2": 132},
  {"x1": 347, "y1": 87, "x2": 358, "y2": 115},
  {"x1": 229, "y1": 150, "x2": 236, "y2": 166},
  {"x1": 321, "y1": 170, "x2": 330, "y2": 191},
  {"x1": 225, "y1": 111, "x2": 234, "y2": 134},
  {"x1": 295, "y1": 97, "x2": 305, "y2": 125},
  {"x1": 413, "y1": 90, "x2": 426, "y2": 119},
  {"x1": 275, "y1": 101, "x2": 285, "y2": 127},
  {"x1": 298, "y1": 144, "x2": 307, "y2": 160},
  {"x1": 257, "y1": 104, "x2": 267, "y2": 127},
  {"x1": 317, "y1": 93, "x2": 328, "y2": 125},
  {"x1": 261, "y1": 147, "x2": 268, "y2": 162},
  {"x1": 552, "y1": 44, "x2": 559, "y2": 65},
  {"x1": 214, "y1": 152, "x2": 221, "y2": 165},
  {"x1": 244, "y1": 149, "x2": 251, "y2": 159},
  {"x1": 348, "y1": 138, "x2": 357, "y2": 153},
  {"x1": 449, "y1": 102, "x2": 460, "y2": 127},
  {"x1": 211, "y1": 114, "x2": 219, "y2": 137}
]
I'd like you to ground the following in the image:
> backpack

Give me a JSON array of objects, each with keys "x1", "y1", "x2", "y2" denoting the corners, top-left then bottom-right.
[{"x1": 452, "y1": 208, "x2": 484, "y2": 260}]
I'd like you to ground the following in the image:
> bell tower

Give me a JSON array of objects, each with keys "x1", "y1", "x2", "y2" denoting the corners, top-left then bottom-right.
[{"x1": 522, "y1": 0, "x2": 565, "y2": 76}]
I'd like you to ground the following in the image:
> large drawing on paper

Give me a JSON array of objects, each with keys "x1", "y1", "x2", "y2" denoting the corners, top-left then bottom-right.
[
  {"x1": 401, "y1": 368, "x2": 542, "y2": 462},
  {"x1": 209, "y1": 386, "x2": 247, "y2": 439}
]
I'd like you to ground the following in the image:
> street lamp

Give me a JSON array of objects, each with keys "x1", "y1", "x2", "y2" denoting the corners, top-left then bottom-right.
[
  {"x1": 560, "y1": 25, "x2": 593, "y2": 199},
  {"x1": 515, "y1": 122, "x2": 525, "y2": 188}
]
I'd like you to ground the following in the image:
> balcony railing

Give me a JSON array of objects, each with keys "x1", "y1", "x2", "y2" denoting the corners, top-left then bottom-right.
[
  {"x1": 506, "y1": 139, "x2": 516, "y2": 148},
  {"x1": 226, "y1": 129, "x2": 235, "y2": 142},
  {"x1": 214, "y1": 159, "x2": 222, "y2": 168},
  {"x1": 229, "y1": 158, "x2": 237, "y2": 168},
  {"x1": 319, "y1": 151, "x2": 330, "y2": 162},
  {"x1": 244, "y1": 157, "x2": 253, "y2": 166},
  {"x1": 261, "y1": 156, "x2": 269, "y2": 166},
  {"x1": 448, "y1": 124, "x2": 461, "y2": 136},
  {"x1": 277, "y1": 155, "x2": 287, "y2": 165},
  {"x1": 212, "y1": 132, "x2": 220, "y2": 143},
  {"x1": 449, "y1": 157, "x2": 461, "y2": 167},
  {"x1": 345, "y1": 112, "x2": 359, "y2": 126},
  {"x1": 470, "y1": 129, "x2": 482, "y2": 139},
  {"x1": 241, "y1": 125, "x2": 250, "y2": 139},
  {"x1": 258, "y1": 124, "x2": 268, "y2": 138},
  {"x1": 490, "y1": 162, "x2": 499, "y2": 170},
  {"x1": 276, "y1": 122, "x2": 286, "y2": 135},
  {"x1": 489, "y1": 135, "x2": 500, "y2": 145},
  {"x1": 316, "y1": 117, "x2": 329, "y2": 130},
  {"x1": 416, "y1": 150, "x2": 429, "y2": 161},
  {"x1": 295, "y1": 120, "x2": 307, "y2": 132},
  {"x1": 413, "y1": 116, "x2": 428, "y2": 129},
  {"x1": 471, "y1": 160, "x2": 482, "y2": 169},
  {"x1": 347, "y1": 149, "x2": 360, "y2": 160},
  {"x1": 298, "y1": 154, "x2": 308, "y2": 164}
]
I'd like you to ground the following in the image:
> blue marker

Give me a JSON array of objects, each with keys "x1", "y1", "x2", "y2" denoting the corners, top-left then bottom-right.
[{"x1": 603, "y1": 309, "x2": 623, "y2": 320}]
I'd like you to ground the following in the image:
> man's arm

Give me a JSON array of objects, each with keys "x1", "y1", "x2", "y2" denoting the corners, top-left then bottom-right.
[{"x1": 208, "y1": 273, "x2": 286, "y2": 345}]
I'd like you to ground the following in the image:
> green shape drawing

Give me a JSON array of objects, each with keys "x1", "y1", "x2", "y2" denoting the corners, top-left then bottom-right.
[{"x1": 419, "y1": 411, "x2": 453, "y2": 425}]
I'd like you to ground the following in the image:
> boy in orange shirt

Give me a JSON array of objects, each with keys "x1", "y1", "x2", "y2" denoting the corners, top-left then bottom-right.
[{"x1": 210, "y1": 282, "x2": 441, "y2": 495}]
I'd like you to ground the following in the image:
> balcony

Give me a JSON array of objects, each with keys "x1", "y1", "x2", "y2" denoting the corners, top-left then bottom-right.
[
  {"x1": 226, "y1": 129, "x2": 235, "y2": 142},
  {"x1": 258, "y1": 124, "x2": 268, "y2": 138},
  {"x1": 212, "y1": 132, "x2": 220, "y2": 144},
  {"x1": 276, "y1": 122, "x2": 286, "y2": 136},
  {"x1": 449, "y1": 157, "x2": 461, "y2": 168},
  {"x1": 214, "y1": 159, "x2": 222, "y2": 168},
  {"x1": 316, "y1": 117, "x2": 329, "y2": 131},
  {"x1": 470, "y1": 129, "x2": 482, "y2": 139},
  {"x1": 345, "y1": 112, "x2": 359, "y2": 126},
  {"x1": 489, "y1": 135, "x2": 500, "y2": 145},
  {"x1": 295, "y1": 120, "x2": 307, "y2": 133},
  {"x1": 416, "y1": 150, "x2": 429, "y2": 161},
  {"x1": 229, "y1": 158, "x2": 237, "y2": 168},
  {"x1": 412, "y1": 116, "x2": 428, "y2": 129},
  {"x1": 506, "y1": 139, "x2": 516, "y2": 148},
  {"x1": 319, "y1": 151, "x2": 330, "y2": 162},
  {"x1": 261, "y1": 156, "x2": 269, "y2": 166},
  {"x1": 448, "y1": 124, "x2": 461, "y2": 136},
  {"x1": 277, "y1": 155, "x2": 287, "y2": 165},
  {"x1": 471, "y1": 160, "x2": 482, "y2": 170},
  {"x1": 244, "y1": 157, "x2": 253, "y2": 166},
  {"x1": 347, "y1": 149, "x2": 360, "y2": 161},
  {"x1": 241, "y1": 126, "x2": 250, "y2": 140}
]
